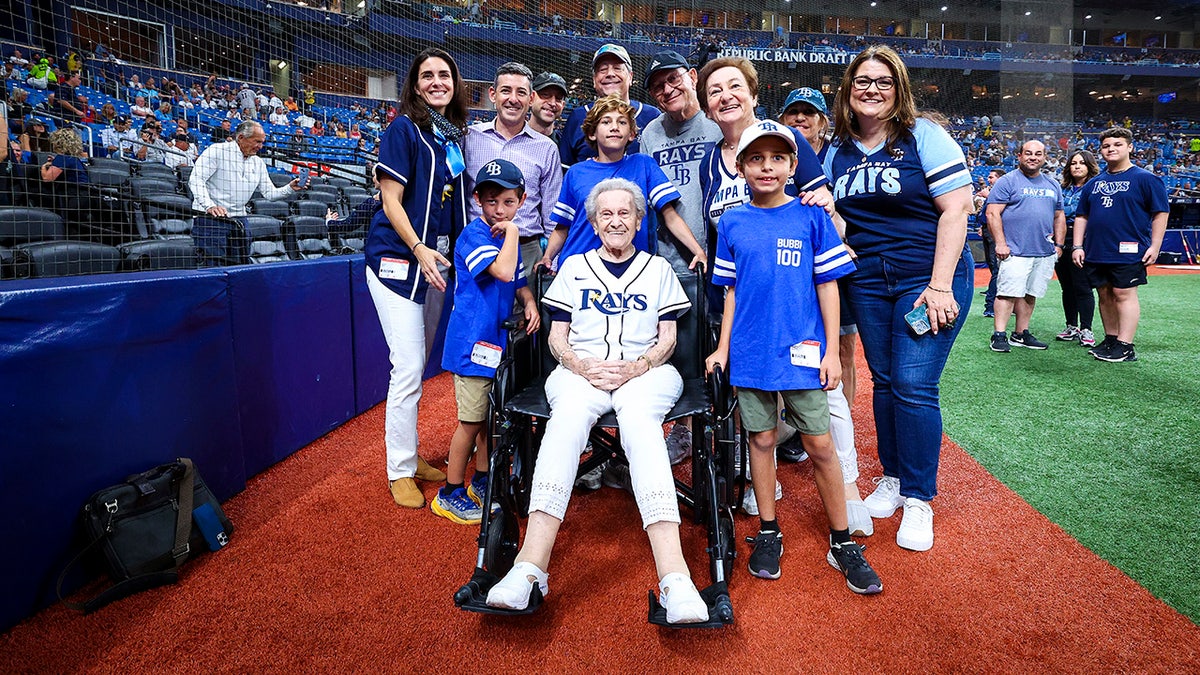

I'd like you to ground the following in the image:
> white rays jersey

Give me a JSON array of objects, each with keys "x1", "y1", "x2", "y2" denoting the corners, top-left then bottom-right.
[{"x1": 542, "y1": 250, "x2": 690, "y2": 361}]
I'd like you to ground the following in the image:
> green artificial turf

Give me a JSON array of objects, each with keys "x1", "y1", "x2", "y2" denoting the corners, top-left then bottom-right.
[{"x1": 940, "y1": 273, "x2": 1200, "y2": 624}]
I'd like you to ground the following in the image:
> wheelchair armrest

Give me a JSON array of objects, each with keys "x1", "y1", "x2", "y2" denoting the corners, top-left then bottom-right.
[
  {"x1": 708, "y1": 363, "x2": 734, "y2": 420},
  {"x1": 501, "y1": 311, "x2": 526, "y2": 332}
]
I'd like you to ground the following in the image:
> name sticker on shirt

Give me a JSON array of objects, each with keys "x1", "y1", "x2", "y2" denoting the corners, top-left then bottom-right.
[
  {"x1": 1119, "y1": 241, "x2": 1139, "y2": 254},
  {"x1": 790, "y1": 340, "x2": 821, "y2": 369},
  {"x1": 470, "y1": 341, "x2": 503, "y2": 368},
  {"x1": 379, "y1": 257, "x2": 410, "y2": 280}
]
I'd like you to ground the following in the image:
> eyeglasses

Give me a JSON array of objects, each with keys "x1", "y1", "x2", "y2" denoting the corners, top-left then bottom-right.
[
  {"x1": 852, "y1": 76, "x2": 896, "y2": 91},
  {"x1": 649, "y1": 70, "x2": 685, "y2": 97}
]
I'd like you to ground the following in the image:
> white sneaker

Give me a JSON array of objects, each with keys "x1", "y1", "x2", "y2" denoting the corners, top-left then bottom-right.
[
  {"x1": 846, "y1": 499, "x2": 874, "y2": 537},
  {"x1": 486, "y1": 561, "x2": 549, "y2": 610},
  {"x1": 896, "y1": 498, "x2": 934, "y2": 551},
  {"x1": 666, "y1": 423, "x2": 693, "y2": 465},
  {"x1": 741, "y1": 480, "x2": 783, "y2": 516},
  {"x1": 658, "y1": 572, "x2": 709, "y2": 624},
  {"x1": 863, "y1": 475, "x2": 904, "y2": 518}
]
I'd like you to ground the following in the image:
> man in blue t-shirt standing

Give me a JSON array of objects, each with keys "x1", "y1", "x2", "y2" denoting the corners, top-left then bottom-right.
[
  {"x1": 559, "y1": 44, "x2": 661, "y2": 167},
  {"x1": 1071, "y1": 127, "x2": 1169, "y2": 363},
  {"x1": 985, "y1": 140, "x2": 1065, "y2": 353}
]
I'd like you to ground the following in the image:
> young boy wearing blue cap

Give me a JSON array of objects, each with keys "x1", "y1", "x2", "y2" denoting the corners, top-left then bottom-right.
[
  {"x1": 433, "y1": 159, "x2": 541, "y2": 524},
  {"x1": 706, "y1": 120, "x2": 882, "y2": 594}
]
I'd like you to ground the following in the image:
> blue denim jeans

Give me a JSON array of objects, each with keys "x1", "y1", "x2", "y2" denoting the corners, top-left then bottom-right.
[
  {"x1": 981, "y1": 235, "x2": 998, "y2": 313},
  {"x1": 845, "y1": 252, "x2": 973, "y2": 501}
]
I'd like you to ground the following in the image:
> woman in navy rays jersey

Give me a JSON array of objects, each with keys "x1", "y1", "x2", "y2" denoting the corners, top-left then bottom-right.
[
  {"x1": 695, "y1": 57, "x2": 829, "y2": 311},
  {"x1": 824, "y1": 46, "x2": 974, "y2": 553},
  {"x1": 365, "y1": 47, "x2": 470, "y2": 509}
]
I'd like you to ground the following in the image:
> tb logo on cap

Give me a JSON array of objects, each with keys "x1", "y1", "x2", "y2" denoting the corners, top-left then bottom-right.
[{"x1": 485, "y1": 161, "x2": 503, "y2": 176}]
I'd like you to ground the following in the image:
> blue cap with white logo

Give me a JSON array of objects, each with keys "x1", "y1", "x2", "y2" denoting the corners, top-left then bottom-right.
[
  {"x1": 780, "y1": 87, "x2": 829, "y2": 118},
  {"x1": 474, "y1": 158, "x2": 525, "y2": 191}
]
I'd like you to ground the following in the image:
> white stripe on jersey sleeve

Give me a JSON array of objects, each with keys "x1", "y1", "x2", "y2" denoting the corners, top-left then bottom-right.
[
  {"x1": 376, "y1": 162, "x2": 409, "y2": 185},
  {"x1": 924, "y1": 158, "x2": 962, "y2": 179},
  {"x1": 648, "y1": 182, "x2": 678, "y2": 208},
  {"x1": 927, "y1": 168, "x2": 971, "y2": 194},
  {"x1": 796, "y1": 174, "x2": 826, "y2": 192},
  {"x1": 551, "y1": 202, "x2": 576, "y2": 223},
  {"x1": 814, "y1": 249, "x2": 854, "y2": 276},
  {"x1": 712, "y1": 256, "x2": 736, "y2": 280},
  {"x1": 465, "y1": 245, "x2": 500, "y2": 273}
]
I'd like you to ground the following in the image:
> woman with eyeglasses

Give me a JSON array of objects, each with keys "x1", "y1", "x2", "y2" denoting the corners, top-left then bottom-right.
[
  {"x1": 824, "y1": 46, "x2": 974, "y2": 553},
  {"x1": 365, "y1": 47, "x2": 469, "y2": 509}
]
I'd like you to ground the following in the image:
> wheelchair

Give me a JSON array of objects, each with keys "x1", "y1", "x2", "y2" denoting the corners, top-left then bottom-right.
[{"x1": 453, "y1": 268, "x2": 741, "y2": 628}]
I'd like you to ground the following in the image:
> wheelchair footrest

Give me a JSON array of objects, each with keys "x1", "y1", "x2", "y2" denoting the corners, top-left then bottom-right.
[
  {"x1": 647, "y1": 581, "x2": 734, "y2": 629},
  {"x1": 454, "y1": 567, "x2": 545, "y2": 616}
]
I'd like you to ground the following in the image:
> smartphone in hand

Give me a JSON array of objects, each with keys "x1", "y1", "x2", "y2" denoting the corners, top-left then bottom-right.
[
  {"x1": 905, "y1": 304, "x2": 932, "y2": 335},
  {"x1": 297, "y1": 171, "x2": 312, "y2": 189}
]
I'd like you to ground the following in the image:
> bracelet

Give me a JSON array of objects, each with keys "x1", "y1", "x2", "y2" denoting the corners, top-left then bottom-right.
[
  {"x1": 927, "y1": 285, "x2": 952, "y2": 294},
  {"x1": 1072, "y1": 245, "x2": 1084, "y2": 251},
  {"x1": 412, "y1": 241, "x2": 426, "y2": 251},
  {"x1": 637, "y1": 355, "x2": 652, "y2": 371}
]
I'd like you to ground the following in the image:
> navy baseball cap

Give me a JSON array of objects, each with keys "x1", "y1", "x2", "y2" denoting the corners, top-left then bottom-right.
[
  {"x1": 532, "y1": 71, "x2": 568, "y2": 96},
  {"x1": 593, "y1": 43, "x2": 631, "y2": 69},
  {"x1": 780, "y1": 87, "x2": 828, "y2": 118},
  {"x1": 474, "y1": 159, "x2": 525, "y2": 191},
  {"x1": 644, "y1": 50, "x2": 689, "y2": 84}
]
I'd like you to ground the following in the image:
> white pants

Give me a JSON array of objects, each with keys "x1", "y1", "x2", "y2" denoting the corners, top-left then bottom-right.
[
  {"x1": 529, "y1": 364, "x2": 683, "y2": 529},
  {"x1": 827, "y1": 382, "x2": 859, "y2": 483},
  {"x1": 366, "y1": 267, "x2": 426, "y2": 480}
]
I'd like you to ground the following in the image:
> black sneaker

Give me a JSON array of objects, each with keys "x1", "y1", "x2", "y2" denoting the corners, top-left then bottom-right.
[
  {"x1": 826, "y1": 540, "x2": 883, "y2": 595},
  {"x1": 990, "y1": 331, "x2": 1011, "y2": 353},
  {"x1": 776, "y1": 433, "x2": 809, "y2": 463},
  {"x1": 1010, "y1": 330, "x2": 1048, "y2": 350},
  {"x1": 1088, "y1": 335, "x2": 1118, "y2": 357},
  {"x1": 746, "y1": 530, "x2": 783, "y2": 580},
  {"x1": 1095, "y1": 341, "x2": 1137, "y2": 362}
]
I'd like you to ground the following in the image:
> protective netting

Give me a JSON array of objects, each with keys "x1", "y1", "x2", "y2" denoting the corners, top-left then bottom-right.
[{"x1": 3, "y1": 0, "x2": 1199, "y2": 278}]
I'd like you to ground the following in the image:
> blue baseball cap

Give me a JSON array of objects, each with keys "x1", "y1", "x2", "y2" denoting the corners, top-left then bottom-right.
[
  {"x1": 474, "y1": 158, "x2": 525, "y2": 191},
  {"x1": 593, "y1": 44, "x2": 632, "y2": 69},
  {"x1": 780, "y1": 87, "x2": 828, "y2": 118}
]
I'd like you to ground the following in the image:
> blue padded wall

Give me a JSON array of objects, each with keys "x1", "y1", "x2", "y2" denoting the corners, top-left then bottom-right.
[
  {"x1": 228, "y1": 259, "x2": 357, "y2": 477},
  {"x1": 350, "y1": 257, "x2": 390, "y2": 415},
  {"x1": 0, "y1": 270, "x2": 245, "y2": 629}
]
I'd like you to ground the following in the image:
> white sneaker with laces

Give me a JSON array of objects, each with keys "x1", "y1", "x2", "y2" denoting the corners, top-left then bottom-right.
[
  {"x1": 863, "y1": 475, "x2": 904, "y2": 518},
  {"x1": 486, "y1": 561, "x2": 549, "y2": 610},
  {"x1": 846, "y1": 499, "x2": 874, "y2": 537},
  {"x1": 741, "y1": 480, "x2": 783, "y2": 516},
  {"x1": 896, "y1": 498, "x2": 934, "y2": 551},
  {"x1": 658, "y1": 572, "x2": 709, "y2": 624}
]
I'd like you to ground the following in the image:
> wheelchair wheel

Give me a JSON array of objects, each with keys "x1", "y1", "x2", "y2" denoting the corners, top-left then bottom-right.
[
  {"x1": 483, "y1": 506, "x2": 520, "y2": 576},
  {"x1": 718, "y1": 514, "x2": 735, "y2": 581}
]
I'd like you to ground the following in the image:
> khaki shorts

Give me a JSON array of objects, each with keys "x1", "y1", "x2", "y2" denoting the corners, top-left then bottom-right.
[
  {"x1": 738, "y1": 387, "x2": 830, "y2": 435},
  {"x1": 453, "y1": 374, "x2": 493, "y2": 423}
]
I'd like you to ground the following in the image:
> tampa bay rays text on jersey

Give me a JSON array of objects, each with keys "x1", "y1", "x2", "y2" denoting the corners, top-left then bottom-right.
[
  {"x1": 652, "y1": 142, "x2": 709, "y2": 187},
  {"x1": 579, "y1": 289, "x2": 649, "y2": 314},
  {"x1": 832, "y1": 160, "x2": 901, "y2": 200},
  {"x1": 1091, "y1": 179, "x2": 1130, "y2": 208}
]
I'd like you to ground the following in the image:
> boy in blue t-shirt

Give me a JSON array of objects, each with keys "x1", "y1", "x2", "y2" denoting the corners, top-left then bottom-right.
[
  {"x1": 706, "y1": 120, "x2": 881, "y2": 595},
  {"x1": 1071, "y1": 127, "x2": 1169, "y2": 363},
  {"x1": 541, "y1": 95, "x2": 707, "y2": 271},
  {"x1": 433, "y1": 159, "x2": 541, "y2": 524}
]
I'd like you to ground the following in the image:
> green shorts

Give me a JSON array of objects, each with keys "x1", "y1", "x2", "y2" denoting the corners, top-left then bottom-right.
[{"x1": 738, "y1": 387, "x2": 830, "y2": 436}]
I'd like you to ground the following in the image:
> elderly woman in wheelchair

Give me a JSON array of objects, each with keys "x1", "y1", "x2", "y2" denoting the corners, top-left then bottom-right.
[{"x1": 480, "y1": 178, "x2": 710, "y2": 624}]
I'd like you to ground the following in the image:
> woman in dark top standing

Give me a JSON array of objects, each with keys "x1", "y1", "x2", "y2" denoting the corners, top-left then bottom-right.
[
  {"x1": 1054, "y1": 149, "x2": 1100, "y2": 347},
  {"x1": 365, "y1": 47, "x2": 469, "y2": 508}
]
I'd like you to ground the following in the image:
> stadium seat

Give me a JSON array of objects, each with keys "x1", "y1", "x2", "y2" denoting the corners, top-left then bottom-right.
[
  {"x1": 151, "y1": 217, "x2": 193, "y2": 239},
  {"x1": 327, "y1": 177, "x2": 353, "y2": 188},
  {"x1": 131, "y1": 177, "x2": 178, "y2": 199},
  {"x1": 15, "y1": 240, "x2": 123, "y2": 277},
  {"x1": 0, "y1": 245, "x2": 32, "y2": 279},
  {"x1": 0, "y1": 206, "x2": 66, "y2": 246},
  {"x1": 118, "y1": 239, "x2": 200, "y2": 271},
  {"x1": 342, "y1": 187, "x2": 370, "y2": 208},
  {"x1": 288, "y1": 216, "x2": 331, "y2": 259},
  {"x1": 269, "y1": 173, "x2": 294, "y2": 188},
  {"x1": 250, "y1": 198, "x2": 290, "y2": 219},
  {"x1": 88, "y1": 168, "x2": 133, "y2": 188},
  {"x1": 243, "y1": 214, "x2": 289, "y2": 263},
  {"x1": 136, "y1": 163, "x2": 178, "y2": 182},
  {"x1": 293, "y1": 200, "x2": 329, "y2": 218},
  {"x1": 178, "y1": 166, "x2": 192, "y2": 185},
  {"x1": 88, "y1": 157, "x2": 133, "y2": 175}
]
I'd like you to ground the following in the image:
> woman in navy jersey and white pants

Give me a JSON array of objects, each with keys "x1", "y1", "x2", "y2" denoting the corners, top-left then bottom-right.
[
  {"x1": 366, "y1": 47, "x2": 470, "y2": 508},
  {"x1": 824, "y1": 46, "x2": 974, "y2": 552}
]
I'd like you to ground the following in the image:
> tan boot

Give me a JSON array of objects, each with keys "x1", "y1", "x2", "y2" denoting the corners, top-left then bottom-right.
[
  {"x1": 415, "y1": 456, "x2": 447, "y2": 483},
  {"x1": 389, "y1": 478, "x2": 425, "y2": 508}
]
